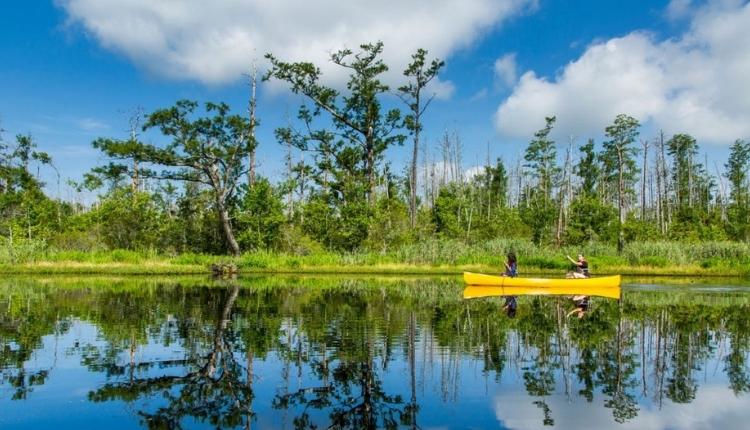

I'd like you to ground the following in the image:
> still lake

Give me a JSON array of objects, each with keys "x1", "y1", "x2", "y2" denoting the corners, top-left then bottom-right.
[{"x1": 1, "y1": 275, "x2": 749, "y2": 429}]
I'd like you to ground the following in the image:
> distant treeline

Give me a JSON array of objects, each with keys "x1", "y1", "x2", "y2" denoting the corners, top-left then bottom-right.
[{"x1": 1, "y1": 42, "x2": 749, "y2": 258}]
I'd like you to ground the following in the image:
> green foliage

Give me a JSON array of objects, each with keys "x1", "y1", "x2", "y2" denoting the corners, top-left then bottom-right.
[
  {"x1": 602, "y1": 114, "x2": 641, "y2": 198},
  {"x1": 566, "y1": 194, "x2": 617, "y2": 245},
  {"x1": 623, "y1": 213, "x2": 660, "y2": 242},
  {"x1": 266, "y1": 41, "x2": 405, "y2": 202},
  {"x1": 432, "y1": 183, "x2": 465, "y2": 239},
  {"x1": 236, "y1": 178, "x2": 285, "y2": 251},
  {"x1": 92, "y1": 100, "x2": 254, "y2": 255},
  {"x1": 519, "y1": 117, "x2": 560, "y2": 245},
  {"x1": 576, "y1": 139, "x2": 599, "y2": 196},
  {"x1": 364, "y1": 194, "x2": 411, "y2": 252},
  {"x1": 524, "y1": 116, "x2": 559, "y2": 198},
  {"x1": 93, "y1": 187, "x2": 167, "y2": 251},
  {"x1": 3, "y1": 44, "x2": 750, "y2": 267},
  {"x1": 725, "y1": 139, "x2": 750, "y2": 241},
  {"x1": 602, "y1": 114, "x2": 640, "y2": 252},
  {"x1": 667, "y1": 134, "x2": 705, "y2": 210},
  {"x1": 301, "y1": 194, "x2": 371, "y2": 251}
]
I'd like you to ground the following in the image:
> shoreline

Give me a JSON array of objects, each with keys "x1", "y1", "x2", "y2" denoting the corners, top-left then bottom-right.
[{"x1": 1, "y1": 261, "x2": 748, "y2": 277}]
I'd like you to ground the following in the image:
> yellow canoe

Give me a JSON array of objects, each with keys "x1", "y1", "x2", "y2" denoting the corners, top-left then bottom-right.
[
  {"x1": 463, "y1": 272, "x2": 621, "y2": 288},
  {"x1": 463, "y1": 285, "x2": 621, "y2": 300},
  {"x1": 462, "y1": 272, "x2": 621, "y2": 299}
]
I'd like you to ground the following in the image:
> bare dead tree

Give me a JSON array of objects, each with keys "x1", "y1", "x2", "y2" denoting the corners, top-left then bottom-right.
[
  {"x1": 127, "y1": 107, "x2": 145, "y2": 192},
  {"x1": 246, "y1": 59, "x2": 259, "y2": 187},
  {"x1": 640, "y1": 139, "x2": 649, "y2": 220}
]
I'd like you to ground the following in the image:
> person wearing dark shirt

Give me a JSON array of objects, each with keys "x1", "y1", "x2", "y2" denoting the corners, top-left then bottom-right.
[
  {"x1": 502, "y1": 252, "x2": 518, "y2": 277},
  {"x1": 566, "y1": 254, "x2": 589, "y2": 278}
]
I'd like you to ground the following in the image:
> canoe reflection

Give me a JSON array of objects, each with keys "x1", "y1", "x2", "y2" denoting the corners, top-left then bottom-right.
[{"x1": 463, "y1": 285, "x2": 621, "y2": 300}]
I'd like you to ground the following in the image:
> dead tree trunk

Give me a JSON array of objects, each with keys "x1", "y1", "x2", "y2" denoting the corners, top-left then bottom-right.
[
  {"x1": 641, "y1": 139, "x2": 649, "y2": 220},
  {"x1": 247, "y1": 61, "x2": 258, "y2": 187}
]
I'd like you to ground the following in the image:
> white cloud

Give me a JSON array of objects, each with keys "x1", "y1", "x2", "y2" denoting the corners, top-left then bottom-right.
[
  {"x1": 429, "y1": 78, "x2": 457, "y2": 101},
  {"x1": 494, "y1": 384, "x2": 750, "y2": 430},
  {"x1": 58, "y1": 0, "x2": 536, "y2": 93},
  {"x1": 469, "y1": 88, "x2": 489, "y2": 102},
  {"x1": 495, "y1": 0, "x2": 750, "y2": 144},
  {"x1": 494, "y1": 53, "x2": 518, "y2": 88},
  {"x1": 666, "y1": 0, "x2": 694, "y2": 21},
  {"x1": 75, "y1": 117, "x2": 109, "y2": 132}
]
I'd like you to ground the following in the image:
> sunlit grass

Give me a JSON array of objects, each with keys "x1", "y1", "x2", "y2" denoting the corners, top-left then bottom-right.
[{"x1": 1, "y1": 238, "x2": 749, "y2": 275}]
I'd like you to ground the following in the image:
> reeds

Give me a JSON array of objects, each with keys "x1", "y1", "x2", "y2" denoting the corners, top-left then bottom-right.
[{"x1": 1, "y1": 237, "x2": 749, "y2": 275}]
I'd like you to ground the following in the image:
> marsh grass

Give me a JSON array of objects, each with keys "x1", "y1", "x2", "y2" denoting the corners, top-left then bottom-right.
[{"x1": 1, "y1": 238, "x2": 749, "y2": 275}]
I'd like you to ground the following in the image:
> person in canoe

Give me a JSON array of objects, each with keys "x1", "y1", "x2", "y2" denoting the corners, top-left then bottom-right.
[
  {"x1": 566, "y1": 295, "x2": 590, "y2": 318},
  {"x1": 566, "y1": 254, "x2": 589, "y2": 278},
  {"x1": 501, "y1": 252, "x2": 518, "y2": 277}
]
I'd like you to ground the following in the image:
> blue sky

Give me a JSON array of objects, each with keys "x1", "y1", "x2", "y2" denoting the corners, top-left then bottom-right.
[{"x1": 1, "y1": 0, "x2": 748, "y2": 198}]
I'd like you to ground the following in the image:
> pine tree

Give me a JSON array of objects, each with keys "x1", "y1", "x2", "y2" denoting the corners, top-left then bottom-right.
[{"x1": 602, "y1": 114, "x2": 640, "y2": 253}]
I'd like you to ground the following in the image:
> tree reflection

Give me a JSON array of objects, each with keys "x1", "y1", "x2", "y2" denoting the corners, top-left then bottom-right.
[
  {"x1": 724, "y1": 306, "x2": 750, "y2": 394},
  {"x1": 271, "y1": 288, "x2": 409, "y2": 429},
  {"x1": 1, "y1": 278, "x2": 750, "y2": 429},
  {"x1": 87, "y1": 284, "x2": 255, "y2": 429}
]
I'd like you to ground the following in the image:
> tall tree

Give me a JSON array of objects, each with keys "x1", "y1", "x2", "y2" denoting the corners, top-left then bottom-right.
[
  {"x1": 524, "y1": 116, "x2": 559, "y2": 199},
  {"x1": 397, "y1": 48, "x2": 444, "y2": 227},
  {"x1": 265, "y1": 42, "x2": 405, "y2": 204},
  {"x1": 602, "y1": 114, "x2": 640, "y2": 253},
  {"x1": 246, "y1": 60, "x2": 259, "y2": 187},
  {"x1": 487, "y1": 158, "x2": 509, "y2": 210},
  {"x1": 521, "y1": 116, "x2": 559, "y2": 244},
  {"x1": 576, "y1": 139, "x2": 599, "y2": 197},
  {"x1": 93, "y1": 100, "x2": 254, "y2": 256},
  {"x1": 725, "y1": 139, "x2": 750, "y2": 241},
  {"x1": 666, "y1": 133, "x2": 700, "y2": 211}
]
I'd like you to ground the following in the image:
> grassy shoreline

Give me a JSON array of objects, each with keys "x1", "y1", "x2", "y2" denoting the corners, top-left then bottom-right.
[
  {"x1": 1, "y1": 260, "x2": 748, "y2": 277},
  {"x1": 2, "y1": 239, "x2": 749, "y2": 276}
]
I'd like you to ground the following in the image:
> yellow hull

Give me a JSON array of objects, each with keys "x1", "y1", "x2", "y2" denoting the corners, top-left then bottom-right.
[
  {"x1": 462, "y1": 272, "x2": 621, "y2": 299},
  {"x1": 463, "y1": 285, "x2": 621, "y2": 300}
]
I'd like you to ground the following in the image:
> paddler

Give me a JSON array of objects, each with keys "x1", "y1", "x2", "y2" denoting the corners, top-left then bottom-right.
[
  {"x1": 566, "y1": 254, "x2": 589, "y2": 279},
  {"x1": 502, "y1": 252, "x2": 518, "y2": 277}
]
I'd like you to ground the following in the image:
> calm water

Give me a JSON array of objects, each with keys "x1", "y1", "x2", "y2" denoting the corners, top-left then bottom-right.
[{"x1": 1, "y1": 276, "x2": 749, "y2": 429}]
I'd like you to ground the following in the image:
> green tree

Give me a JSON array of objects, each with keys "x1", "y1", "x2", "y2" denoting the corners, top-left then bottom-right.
[
  {"x1": 725, "y1": 139, "x2": 750, "y2": 241},
  {"x1": 524, "y1": 116, "x2": 559, "y2": 199},
  {"x1": 92, "y1": 100, "x2": 254, "y2": 256},
  {"x1": 565, "y1": 195, "x2": 617, "y2": 245},
  {"x1": 576, "y1": 139, "x2": 599, "y2": 197},
  {"x1": 398, "y1": 48, "x2": 444, "y2": 228},
  {"x1": 265, "y1": 42, "x2": 405, "y2": 204},
  {"x1": 486, "y1": 158, "x2": 509, "y2": 210},
  {"x1": 602, "y1": 114, "x2": 640, "y2": 253},
  {"x1": 432, "y1": 183, "x2": 469, "y2": 240},
  {"x1": 236, "y1": 178, "x2": 285, "y2": 251},
  {"x1": 93, "y1": 187, "x2": 165, "y2": 250},
  {"x1": 521, "y1": 117, "x2": 559, "y2": 244},
  {"x1": 0, "y1": 134, "x2": 59, "y2": 249},
  {"x1": 667, "y1": 134, "x2": 700, "y2": 211}
]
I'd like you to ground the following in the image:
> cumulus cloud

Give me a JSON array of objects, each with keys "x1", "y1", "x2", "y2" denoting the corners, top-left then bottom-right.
[
  {"x1": 494, "y1": 53, "x2": 518, "y2": 88},
  {"x1": 58, "y1": 0, "x2": 535, "y2": 93},
  {"x1": 494, "y1": 384, "x2": 750, "y2": 430},
  {"x1": 666, "y1": 0, "x2": 694, "y2": 21},
  {"x1": 495, "y1": 0, "x2": 750, "y2": 144}
]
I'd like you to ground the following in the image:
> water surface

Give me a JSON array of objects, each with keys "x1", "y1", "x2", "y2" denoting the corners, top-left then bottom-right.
[{"x1": 1, "y1": 276, "x2": 749, "y2": 429}]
